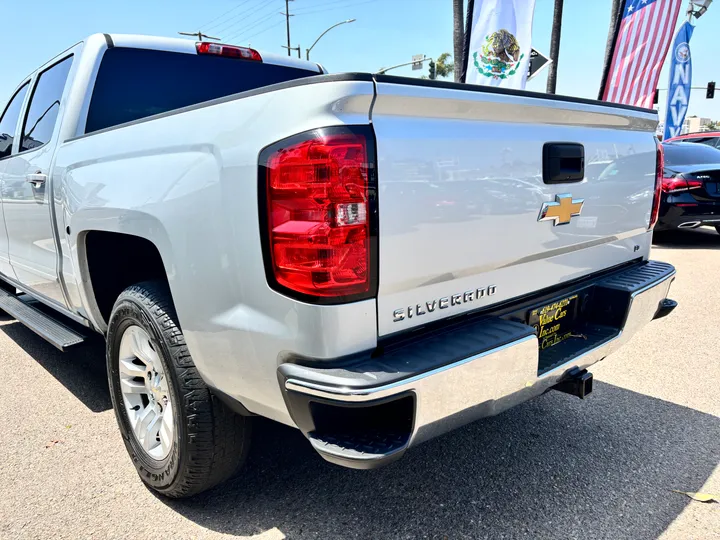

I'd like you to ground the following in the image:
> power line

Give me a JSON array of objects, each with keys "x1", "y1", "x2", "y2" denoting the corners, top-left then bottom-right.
[
  {"x1": 217, "y1": 4, "x2": 280, "y2": 42},
  {"x1": 208, "y1": 1, "x2": 276, "y2": 35},
  {"x1": 243, "y1": 20, "x2": 286, "y2": 43},
  {"x1": 293, "y1": 0, "x2": 367, "y2": 13},
  {"x1": 294, "y1": 0, "x2": 379, "y2": 16},
  {"x1": 224, "y1": 11, "x2": 278, "y2": 42},
  {"x1": 198, "y1": 0, "x2": 259, "y2": 31}
]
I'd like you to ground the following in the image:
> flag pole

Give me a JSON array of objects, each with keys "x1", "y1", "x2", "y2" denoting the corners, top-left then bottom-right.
[{"x1": 460, "y1": 0, "x2": 476, "y2": 83}]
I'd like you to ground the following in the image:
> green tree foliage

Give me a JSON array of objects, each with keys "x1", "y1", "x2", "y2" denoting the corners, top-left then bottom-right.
[
  {"x1": 436, "y1": 53, "x2": 454, "y2": 78},
  {"x1": 427, "y1": 53, "x2": 454, "y2": 80}
]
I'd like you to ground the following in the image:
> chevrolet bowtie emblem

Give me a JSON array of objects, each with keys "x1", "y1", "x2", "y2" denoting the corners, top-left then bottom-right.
[{"x1": 538, "y1": 194, "x2": 584, "y2": 226}]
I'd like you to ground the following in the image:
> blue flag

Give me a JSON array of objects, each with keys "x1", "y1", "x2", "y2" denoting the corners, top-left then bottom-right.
[{"x1": 664, "y1": 22, "x2": 694, "y2": 140}]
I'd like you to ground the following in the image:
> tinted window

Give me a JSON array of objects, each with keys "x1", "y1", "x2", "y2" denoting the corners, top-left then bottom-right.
[
  {"x1": 85, "y1": 48, "x2": 317, "y2": 134},
  {"x1": 21, "y1": 56, "x2": 73, "y2": 151},
  {"x1": 663, "y1": 143, "x2": 720, "y2": 166},
  {"x1": 0, "y1": 83, "x2": 29, "y2": 159},
  {"x1": 681, "y1": 137, "x2": 718, "y2": 147}
]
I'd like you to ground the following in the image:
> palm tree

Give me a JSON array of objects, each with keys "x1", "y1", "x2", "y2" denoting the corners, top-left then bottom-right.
[
  {"x1": 546, "y1": 0, "x2": 564, "y2": 94},
  {"x1": 453, "y1": 0, "x2": 464, "y2": 81},
  {"x1": 436, "y1": 53, "x2": 454, "y2": 78}
]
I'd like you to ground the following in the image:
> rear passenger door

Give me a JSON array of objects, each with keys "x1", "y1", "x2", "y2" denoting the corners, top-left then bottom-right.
[
  {"x1": 0, "y1": 81, "x2": 31, "y2": 280},
  {"x1": 2, "y1": 55, "x2": 73, "y2": 306}
]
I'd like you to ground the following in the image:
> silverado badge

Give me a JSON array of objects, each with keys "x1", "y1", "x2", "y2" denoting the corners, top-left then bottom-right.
[{"x1": 538, "y1": 194, "x2": 584, "y2": 226}]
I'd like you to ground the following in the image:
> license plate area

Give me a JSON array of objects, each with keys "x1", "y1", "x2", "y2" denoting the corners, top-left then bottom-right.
[
  {"x1": 527, "y1": 294, "x2": 581, "y2": 352},
  {"x1": 523, "y1": 289, "x2": 621, "y2": 375}
]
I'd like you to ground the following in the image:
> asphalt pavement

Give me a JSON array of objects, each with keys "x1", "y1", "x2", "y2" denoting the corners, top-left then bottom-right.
[{"x1": 0, "y1": 228, "x2": 718, "y2": 539}]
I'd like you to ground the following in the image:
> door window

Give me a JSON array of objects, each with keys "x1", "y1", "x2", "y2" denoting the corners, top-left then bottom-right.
[
  {"x1": 0, "y1": 83, "x2": 30, "y2": 159},
  {"x1": 20, "y1": 56, "x2": 73, "y2": 152}
]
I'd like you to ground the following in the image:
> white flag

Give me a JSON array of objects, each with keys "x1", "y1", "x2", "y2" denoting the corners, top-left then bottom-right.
[{"x1": 464, "y1": 0, "x2": 536, "y2": 89}]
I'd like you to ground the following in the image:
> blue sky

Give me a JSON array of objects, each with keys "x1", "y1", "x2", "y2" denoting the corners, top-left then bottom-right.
[{"x1": 1, "y1": 0, "x2": 718, "y2": 120}]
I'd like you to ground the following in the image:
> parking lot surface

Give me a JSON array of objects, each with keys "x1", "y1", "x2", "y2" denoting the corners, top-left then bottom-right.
[{"x1": 0, "y1": 228, "x2": 718, "y2": 540}]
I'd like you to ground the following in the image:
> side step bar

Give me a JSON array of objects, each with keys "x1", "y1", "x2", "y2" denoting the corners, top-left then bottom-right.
[{"x1": 0, "y1": 289, "x2": 86, "y2": 351}]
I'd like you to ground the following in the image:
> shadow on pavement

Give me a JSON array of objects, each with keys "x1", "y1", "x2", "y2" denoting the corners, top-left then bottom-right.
[
  {"x1": 653, "y1": 227, "x2": 720, "y2": 249},
  {"x1": 163, "y1": 382, "x2": 720, "y2": 539},
  {"x1": 0, "y1": 321, "x2": 111, "y2": 413}
]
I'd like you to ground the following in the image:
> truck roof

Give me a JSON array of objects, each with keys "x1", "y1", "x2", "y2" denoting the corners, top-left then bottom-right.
[{"x1": 104, "y1": 33, "x2": 323, "y2": 73}]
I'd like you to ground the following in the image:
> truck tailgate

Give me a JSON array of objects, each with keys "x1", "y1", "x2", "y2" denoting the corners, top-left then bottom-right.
[{"x1": 371, "y1": 77, "x2": 659, "y2": 336}]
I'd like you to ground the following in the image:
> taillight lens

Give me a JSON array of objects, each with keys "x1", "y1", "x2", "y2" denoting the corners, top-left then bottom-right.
[
  {"x1": 262, "y1": 128, "x2": 375, "y2": 300},
  {"x1": 661, "y1": 176, "x2": 688, "y2": 193},
  {"x1": 685, "y1": 178, "x2": 703, "y2": 190},
  {"x1": 649, "y1": 143, "x2": 663, "y2": 230},
  {"x1": 661, "y1": 175, "x2": 702, "y2": 193},
  {"x1": 196, "y1": 42, "x2": 262, "y2": 61}
]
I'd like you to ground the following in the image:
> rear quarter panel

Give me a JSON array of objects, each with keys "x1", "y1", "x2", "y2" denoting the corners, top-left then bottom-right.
[{"x1": 55, "y1": 79, "x2": 376, "y2": 424}]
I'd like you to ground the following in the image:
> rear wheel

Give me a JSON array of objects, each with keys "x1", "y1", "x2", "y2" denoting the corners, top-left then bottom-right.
[{"x1": 107, "y1": 281, "x2": 251, "y2": 498}]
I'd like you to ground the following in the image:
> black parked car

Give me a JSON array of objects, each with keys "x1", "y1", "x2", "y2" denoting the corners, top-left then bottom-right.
[{"x1": 655, "y1": 142, "x2": 720, "y2": 233}]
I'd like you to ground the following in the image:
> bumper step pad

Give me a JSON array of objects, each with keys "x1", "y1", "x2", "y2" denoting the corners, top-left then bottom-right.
[{"x1": 308, "y1": 430, "x2": 410, "y2": 468}]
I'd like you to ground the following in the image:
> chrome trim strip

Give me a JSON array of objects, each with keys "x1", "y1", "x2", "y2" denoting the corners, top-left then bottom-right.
[{"x1": 285, "y1": 335, "x2": 537, "y2": 400}]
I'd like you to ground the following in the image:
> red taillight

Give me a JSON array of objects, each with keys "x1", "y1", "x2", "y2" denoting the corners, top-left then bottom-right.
[
  {"x1": 661, "y1": 176, "x2": 689, "y2": 193},
  {"x1": 649, "y1": 143, "x2": 663, "y2": 230},
  {"x1": 263, "y1": 129, "x2": 374, "y2": 299},
  {"x1": 685, "y1": 178, "x2": 703, "y2": 190},
  {"x1": 196, "y1": 42, "x2": 262, "y2": 61},
  {"x1": 661, "y1": 176, "x2": 702, "y2": 193}
]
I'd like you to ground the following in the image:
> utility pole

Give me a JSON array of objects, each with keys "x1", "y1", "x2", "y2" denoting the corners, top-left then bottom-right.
[
  {"x1": 545, "y1": 0, "x2": 564, "y2": 94},
  {"x1": 178, "y1": 31, "x2": 220, "y2": 42},
  {"x1": 283, "y1": 44, "x2": 301, "y2": 56},
  {"x1": 282, "y1": 0, "x2": 294, "y2": 57}
]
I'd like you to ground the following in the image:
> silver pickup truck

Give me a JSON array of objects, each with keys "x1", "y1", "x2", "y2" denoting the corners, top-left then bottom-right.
[{"x1": 0, "y1": 34, "x2": 676, "y2": 497}]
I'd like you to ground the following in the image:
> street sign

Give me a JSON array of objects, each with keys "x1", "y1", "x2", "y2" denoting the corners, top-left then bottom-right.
[
  {"x1": 412, "y1": 54, "x2": 425, "y2": 71},
  {"x1": 527, "y1": 48, "x2": 552, "y2": 81}
]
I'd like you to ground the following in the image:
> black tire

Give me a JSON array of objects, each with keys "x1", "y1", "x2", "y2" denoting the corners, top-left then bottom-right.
[{"x1": 106, "y1": 281, "x2": 251, "y2": 498}]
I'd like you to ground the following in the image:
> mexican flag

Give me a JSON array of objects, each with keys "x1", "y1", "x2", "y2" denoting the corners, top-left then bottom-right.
[{"x1": 462, "y1": 0, "x2": 537, "y2": 89}]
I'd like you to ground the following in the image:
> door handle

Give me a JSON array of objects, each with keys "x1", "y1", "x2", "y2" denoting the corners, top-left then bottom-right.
[
  {"x1": 26, "y1": 173, "x2": 48, "y2": 188},
  {"x1": 543, "y1": 143, "x2": 585, "y2": 184}
]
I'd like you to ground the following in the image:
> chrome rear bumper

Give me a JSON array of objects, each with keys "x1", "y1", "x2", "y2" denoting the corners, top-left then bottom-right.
[{"x1": 279, "y1": 261, "x2": 676, "y2": 469}]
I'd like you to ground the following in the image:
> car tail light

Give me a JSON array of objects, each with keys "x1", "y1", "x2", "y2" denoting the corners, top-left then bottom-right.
[
  {"x1": 261, "y1": 127, "x2": 376, "y2": 301},
  {"x1": 685, "y1": 178, "x2": 703, "y2": 190},
  {"x1": 649, "y1": 143, "x2": 663, "y2": 230},
  {"x1": 661, "y1": 175, "x2": 702, "y2": 193},
  {"x1": 661, "y1": 175, "x2": 688, "y2": 193},
  {"x1": 196, "y1": 42, "x2": 262, "y2": 61}
]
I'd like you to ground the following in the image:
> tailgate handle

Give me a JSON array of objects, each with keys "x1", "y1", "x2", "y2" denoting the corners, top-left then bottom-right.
[{"x1": 543, "y1": 143, "x2": 585, "y2": 184}]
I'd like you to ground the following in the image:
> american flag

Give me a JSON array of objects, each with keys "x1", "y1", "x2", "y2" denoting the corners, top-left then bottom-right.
[{"x1": 602, "y1": 0, "x2": 682, "y2": 108}]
